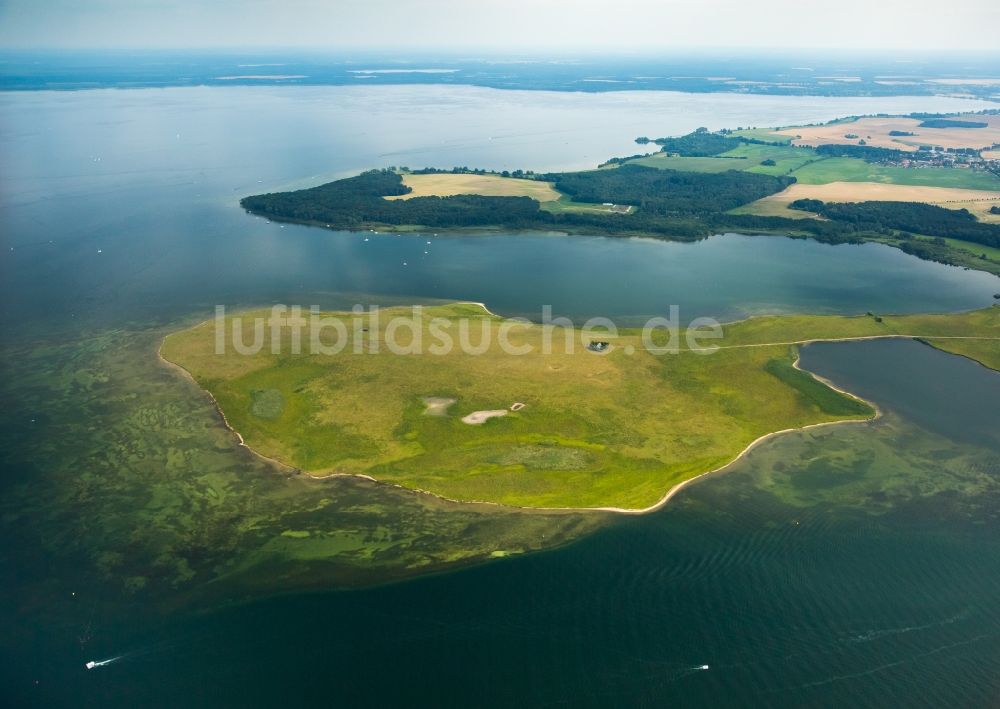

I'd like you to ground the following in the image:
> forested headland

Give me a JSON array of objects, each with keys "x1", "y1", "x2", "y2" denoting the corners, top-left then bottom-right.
[
  {"x1": 241, "y1": 165, "x2": 1000, "y2": 275},
  {"x1": 241, "y1": 166, "x2": 805, "y2": 239}
]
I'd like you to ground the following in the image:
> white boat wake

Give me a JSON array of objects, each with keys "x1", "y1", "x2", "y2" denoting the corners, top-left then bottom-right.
[{"x1": 85, "y1": 656, "x2": 123, "y2": 670}]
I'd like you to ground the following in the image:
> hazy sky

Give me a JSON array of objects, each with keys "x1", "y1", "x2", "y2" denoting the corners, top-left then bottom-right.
[{"x1": 1, "y1": 0, "x2": 999, "y2": 52}]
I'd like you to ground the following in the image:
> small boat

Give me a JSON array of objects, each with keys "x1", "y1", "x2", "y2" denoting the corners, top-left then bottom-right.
[{"x1": 85, "y1": 656, "x2": 121, "y2": 670}]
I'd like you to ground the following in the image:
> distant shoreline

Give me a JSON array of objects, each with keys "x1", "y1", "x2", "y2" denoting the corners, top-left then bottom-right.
[{"x1": 5, "y1": 52, "x2": 1000, "y2": 102}]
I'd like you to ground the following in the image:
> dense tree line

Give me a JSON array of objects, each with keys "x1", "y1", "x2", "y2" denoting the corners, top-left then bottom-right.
[
  {"x1": 917, "y1": 119, "x2": 988, "y2": 129},
  {"x1": 708, "y1": 212, "x2": 859, "y2": 244},
  {"x1": 790, "y1": 199, "x2": 1000, "y2": 248},
  {"x1": 814, "y1": 144, "x2": 909, "y2": 163},
  {"x1": 651, "y1": 129, "x2": 744, "y2": 156},
  {"x1": 241, "y1": 170, "x2": 544, "y2": 229},
  {"x1": 605, "y1": 130, "x2": 790, "y2": 166},
  {"x1": 547, "y1": 164, "x2": 794, "y2": 214},
  {"x1": 407, "y1": 166, "x2": 537, "y2": 178},
  {"x1": 598, "y1": 153, "x2": 653, "y2": 168}
]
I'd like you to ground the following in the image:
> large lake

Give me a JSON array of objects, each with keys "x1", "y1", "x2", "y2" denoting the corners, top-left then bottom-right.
[
  {"x1": 2, "y1": 86, "x2": 998, "y2": 331},
  {"x1": 1, "y1": 85, "x2": 999, "y2": 707}
]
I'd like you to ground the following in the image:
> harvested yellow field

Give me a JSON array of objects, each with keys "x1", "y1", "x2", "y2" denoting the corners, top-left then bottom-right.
[
  {"x1": 965, "y1": 201, "x2": 1000, "y2": 224},
  {"x1": 983, "y1": 150, "x2": 1000, "y2": 160},
  {"x1": 744, "y1": 181, "x2": 1000, "y2": 217},
  {"x1": 775, "y1": 115, "x2": 1000, "y2": 152},
  {"x1": 385, "y1": 173, "x2": 562, "y2": 201}
]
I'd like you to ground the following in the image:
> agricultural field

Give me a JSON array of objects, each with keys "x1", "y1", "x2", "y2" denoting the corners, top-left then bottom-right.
[
  {"x1": 161, "y1": 303, "x2": 999, "y2": 511},
  {"x1": 728, "y1": 127, "x2": 795, "y2": 144},
  {"x1": 629, "y1": 143, "x2": 819, "y2": 176},
  {"x1": 774, "y1": 115, "x2": 1000, "y2": 152},
  {"x1": 386, "y1": 173, "x2": 562, "y2": 201},
  {"x1": 729, "y1": 143, "x2": 821, "y2": 175},
  {"x1": 960, "y1": 203, "x2": 1000, "y2": 224},
  {"x1": 385, "y1": 173, "x2": 633, "y2": 215},
  {"x1": 623, "y1": 142, "x2": 1000, "y2": 191},
  {"x1": 735, "y1": 181, "x2": 1000, "y2": 219},
  {"x1": 790, "y1": 157, "x2": 1000, "y2": 189}
]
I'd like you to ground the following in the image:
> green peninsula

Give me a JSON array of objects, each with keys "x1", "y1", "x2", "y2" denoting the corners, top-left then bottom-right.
[
  {"x1": 161, "y1": 304, "x2": 999, "y2": 510},
  {"x1": 240, "y1": 113, "x2": 1000, "y2": 275}
]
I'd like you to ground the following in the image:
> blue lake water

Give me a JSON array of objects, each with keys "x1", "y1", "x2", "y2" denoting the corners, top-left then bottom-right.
[
  {"x1": 2, "y1": 86, "x2": 998, "y2": 333},
  {"x1": 1, "y1": 85, "x2": 999, "y2": 707}
]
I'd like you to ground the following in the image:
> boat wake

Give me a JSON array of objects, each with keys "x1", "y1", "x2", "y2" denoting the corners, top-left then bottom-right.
[{"x1": 85, "y1": 655, "x2": 123, "y2": 670}]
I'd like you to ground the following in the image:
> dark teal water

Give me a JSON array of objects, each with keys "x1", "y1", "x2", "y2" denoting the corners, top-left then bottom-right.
[
  {"x1": 15, "y1": 339, "x2": 1000, "y2": 708},
  {"x1": 801, "y1": 339, "x2": 1000, "y2": 449},
  {"x1": 2, "y1": 86, "x2": 1000, "y2": 707}
]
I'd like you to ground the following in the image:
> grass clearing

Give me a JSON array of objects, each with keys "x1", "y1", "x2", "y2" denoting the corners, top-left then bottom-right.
[
  {"x1": 386, "y1": 173, "x2": 562, "y2": 201},
  {"x1": 540, "y1": 196, "x2": 635, "y2": 215},
  {"x1": 939, "y1": 237, "x2": 1000, "y2": 261},
  {"x1": 729, "y1": 200, "x2": 819, "y2": 219},
  {"x1": 161, "y1": 303, "x2": 999, "y2": 510}
]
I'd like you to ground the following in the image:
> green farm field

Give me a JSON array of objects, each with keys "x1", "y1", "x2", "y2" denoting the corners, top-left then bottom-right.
[
  {"x1": 790, "y1": 158, "x2": 1000, "y2": 189},
  {"x1": 626, "y1": 135, "x2": 1000, "y2": 192}
]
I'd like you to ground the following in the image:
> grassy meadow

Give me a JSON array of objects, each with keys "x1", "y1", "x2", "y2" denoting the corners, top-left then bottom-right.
[
  {"x1": 939, "y1": 237, "x2": 1000, "y2": 261},
  {"x1": 540, "y1": 196, "x2": 635, "y2": 215},
  {"x1": 160, "y1": 303, "x2": 999, "y2": 510}
]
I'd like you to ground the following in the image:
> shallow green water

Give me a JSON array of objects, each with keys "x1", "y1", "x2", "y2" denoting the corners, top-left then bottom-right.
[
  {"x1": 2, "y1": 86, "x2": 1000, "y2": 706},
  {"x1": 4, "y1": 336, "x2": 999, "y2": 707}
]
